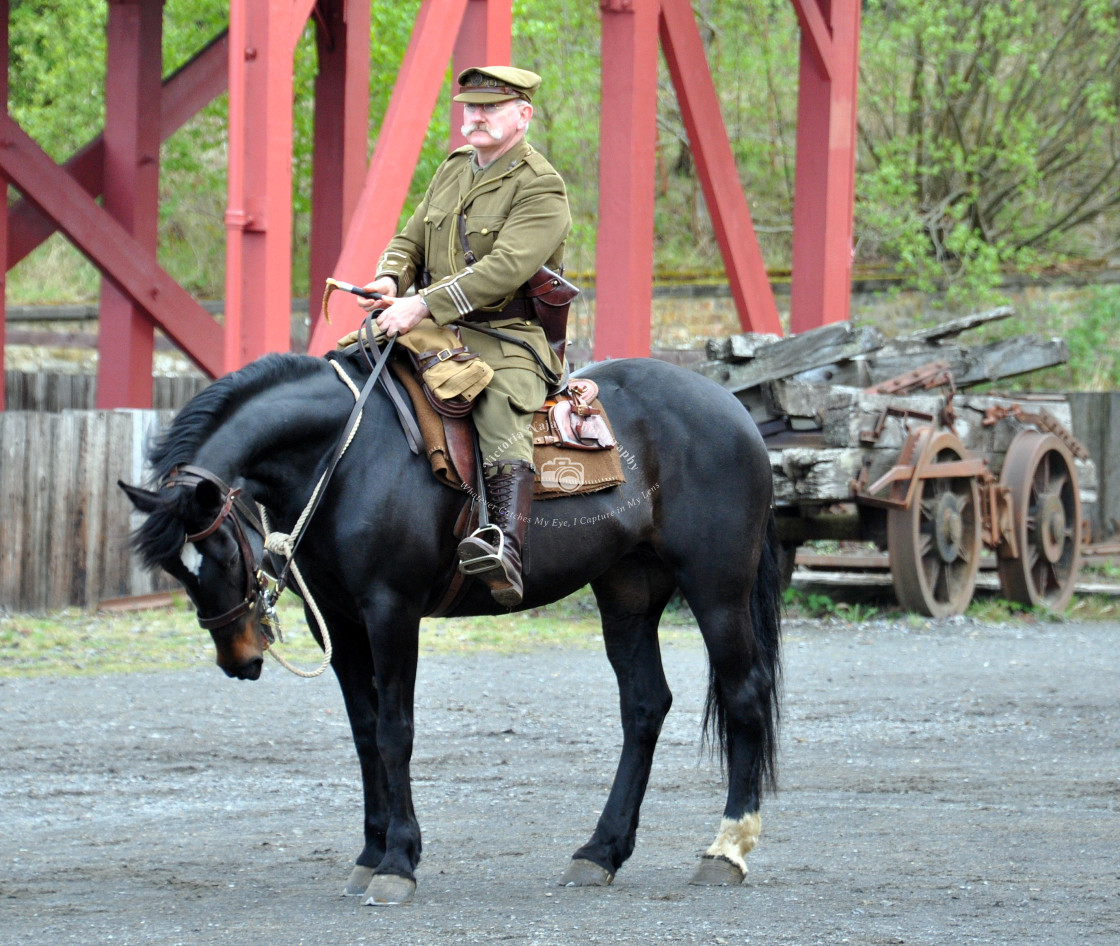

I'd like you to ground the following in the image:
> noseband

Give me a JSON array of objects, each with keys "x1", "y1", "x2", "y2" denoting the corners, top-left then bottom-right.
[{"x1": 164, "y1": 465, "x2": 279, "y2": 638}]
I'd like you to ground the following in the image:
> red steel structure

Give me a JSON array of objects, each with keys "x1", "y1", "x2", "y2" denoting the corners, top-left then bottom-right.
[{"x1": 0, "y1": 0, "x2": 860, "y2": 411}]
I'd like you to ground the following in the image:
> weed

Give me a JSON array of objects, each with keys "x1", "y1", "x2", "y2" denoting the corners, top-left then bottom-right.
[{"x1": 783, "y1": 587, "x2": 840, "y2": 619}]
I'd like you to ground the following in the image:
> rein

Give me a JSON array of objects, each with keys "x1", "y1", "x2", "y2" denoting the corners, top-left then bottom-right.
[{"x1": 166, "y1": 330, "x2": 396, "y2": 678}]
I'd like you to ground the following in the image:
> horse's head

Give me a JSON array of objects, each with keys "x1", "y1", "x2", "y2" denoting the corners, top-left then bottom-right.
[{"x1": 120, "y1": 469, "x2": 273, "y2": 681}]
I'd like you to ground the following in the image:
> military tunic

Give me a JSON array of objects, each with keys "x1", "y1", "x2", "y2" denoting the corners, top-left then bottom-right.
[{"x1": 375, "y1": 138, "x2": 571, "y2": 466}]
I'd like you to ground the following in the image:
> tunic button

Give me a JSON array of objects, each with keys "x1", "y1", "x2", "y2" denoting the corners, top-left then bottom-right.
[{"x1": 480, "y1": 227, "x2": 489, "y2": 235}]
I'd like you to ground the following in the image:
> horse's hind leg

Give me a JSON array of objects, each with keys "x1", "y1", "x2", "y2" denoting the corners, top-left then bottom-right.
[
  {"x1": 561, "y1": 555, "x2": 677, "y2": 887},
  {"x1": 684, "y1": 585, "x2": 780, "y2": 886}
]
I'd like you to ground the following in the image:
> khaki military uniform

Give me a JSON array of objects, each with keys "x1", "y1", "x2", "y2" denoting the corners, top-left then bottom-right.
[{"x1": 375, "y1": 137, "x2": 570, "y2": 465}]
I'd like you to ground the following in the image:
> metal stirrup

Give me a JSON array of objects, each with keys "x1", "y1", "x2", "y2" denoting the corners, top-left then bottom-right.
[{"x1": 457, "y1": 524, "x2": 507, "y2": 576}]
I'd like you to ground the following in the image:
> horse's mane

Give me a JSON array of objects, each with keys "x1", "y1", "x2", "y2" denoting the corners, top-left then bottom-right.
[
  {"x1": 147, "y1": 352, "x2": 324, "y2": 483},
  {"x1": 132, "y1": 353, "x2": 324, "y2": 569}
]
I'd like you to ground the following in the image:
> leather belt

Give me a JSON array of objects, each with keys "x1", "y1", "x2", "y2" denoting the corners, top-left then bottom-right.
[{"x1": 459, "y1": 298, "x2": 534, "y2": 323}]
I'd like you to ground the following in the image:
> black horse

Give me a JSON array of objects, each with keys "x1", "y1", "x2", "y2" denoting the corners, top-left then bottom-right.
[{"x1": 121, "y1": 352, "x2": 781, "y2": 905}]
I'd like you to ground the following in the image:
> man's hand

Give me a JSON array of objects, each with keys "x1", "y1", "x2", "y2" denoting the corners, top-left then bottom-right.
[
  {"x1": 376, "y1": 294, "x2": 430, "y2": 337},
  {"x1": 356, "y1": 276, "x2": 397, "y2": 313}
]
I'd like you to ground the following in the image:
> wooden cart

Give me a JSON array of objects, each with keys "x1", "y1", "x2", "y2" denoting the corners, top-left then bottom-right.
[{"x1": 694, "y1": 307, "x2": 1097, "y2": 616}]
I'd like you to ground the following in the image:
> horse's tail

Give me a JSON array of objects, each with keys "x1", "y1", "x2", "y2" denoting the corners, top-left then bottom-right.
[{"x1": 702, "y1": 505, "x2": 783, "y2": 793}]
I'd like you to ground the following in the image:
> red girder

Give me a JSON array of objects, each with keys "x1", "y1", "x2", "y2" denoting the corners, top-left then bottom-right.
[
  {"x1": 660, "y1": 0, "x2": 782, "y2": 337},
  {"x1": 1, "y1": 0, "x2": 861, "y2": 408},
  {"x1": 790, "y1": 0, "x2": 861, "y2": 334},
  {"x1": 0, "y1": 114, "x2": 224, "y2": 378},
  {"x1": 1, "y1": 2, "x2": 7, "y2": 409},
  {"x1": 5, "y1": 32, "x2": 229, "y2": 271},
  {"x1": 306, "y1": 0, "x2": 475, "y2": 354}
]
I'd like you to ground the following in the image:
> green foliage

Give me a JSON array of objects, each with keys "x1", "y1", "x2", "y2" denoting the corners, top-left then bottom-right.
[
  {"x1": 1056, "y1": 284, "x2": 1120, "y2": 390},
  {"x1": 963, "y1": 595, "x2": 1032, "y2": 623},
  {"x1": 783, "y1": 586, "x2": 841, "y2": 619},
  {"x1": 8, "y1": 1, "x2": 108, "y2": 160},
  {"x1": 857, "y1": 0, "x2": 1120, "y2": 305}
]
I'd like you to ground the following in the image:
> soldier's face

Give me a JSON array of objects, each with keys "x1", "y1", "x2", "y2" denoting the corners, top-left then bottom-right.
[{"x1": 462, "y1": 101, "x2": 532, "y2": 162}]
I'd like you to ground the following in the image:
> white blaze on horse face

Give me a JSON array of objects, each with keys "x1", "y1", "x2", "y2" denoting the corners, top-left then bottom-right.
[
  {"x1": 704, "y1": 812, "x2": 761, "y2": 875},
  {"x1": 180, "y1": 542, "x2": 203, "y2": 577}
]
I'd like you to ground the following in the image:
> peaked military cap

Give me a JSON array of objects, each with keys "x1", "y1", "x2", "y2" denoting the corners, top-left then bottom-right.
[{"x1": 454, "y1": 66, "x2": 541, "y2": 104}]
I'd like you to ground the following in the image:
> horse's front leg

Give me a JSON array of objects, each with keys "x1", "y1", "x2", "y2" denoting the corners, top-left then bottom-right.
[
  {"x1": 323, "y1": 613, "x2": 393, "y2": 897},
  {"x1": 361, "y1": 599, "x2": 422, "y2": 906}
]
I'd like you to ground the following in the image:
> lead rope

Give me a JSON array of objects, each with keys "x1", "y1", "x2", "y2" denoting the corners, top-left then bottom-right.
[{"x1": 254, "y1": 360, "x2": 364, "y2": 678}]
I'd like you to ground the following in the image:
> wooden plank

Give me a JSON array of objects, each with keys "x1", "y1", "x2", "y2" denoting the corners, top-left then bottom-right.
[
  {"x1": 0, "y1": 413, "x2": 30, "y2": 608},
  {"x1": 695, "y1": 322, "x2": 884, "y2": 393},
  {"x1": 705, "y1": 332, "x2": 782, "y2": 362},
  {"x1": 21, "y1": 414, "x2": 53, "y2": 610},
  {"x1": 770, "y1": 446, "x2": 867, "y2": 505},
  {"x1": 903, "y1": 305, "x2": 1015, "y2": 342},
  {"x1": 45, "y1": 412, "x2": 80, "y2": 609},
  {"x1": 74, "y1": 411, "x2": 106, "y2": 607},
  {"x1": 97, "y1": 590, "x2": 175, "y2": 612},
  {"x1": 809, "y1": 335, "x2": 1070, "y2": 390},
  {"x1": 98, "y1": 412, "x2": 134, "y2": 601}
]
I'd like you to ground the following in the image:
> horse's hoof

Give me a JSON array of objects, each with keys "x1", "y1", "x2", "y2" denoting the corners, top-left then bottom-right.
[
  {"x1": 689, "y1": 855, "x2": 745, "y2": 886},
  {"x1": 363, "y1": 873, "x2": 417, "y2": 906},
  {"x1": 342, "y1": 864, "x2": 375, "y2": 897},
  {"x1": 560, "y1": 858, "x2": 614, "y2": 887}
]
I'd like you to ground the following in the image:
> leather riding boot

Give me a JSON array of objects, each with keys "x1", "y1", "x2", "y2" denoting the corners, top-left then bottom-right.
[{"x1": 457, "y1": 459, "x2": 535, "y2": 607}]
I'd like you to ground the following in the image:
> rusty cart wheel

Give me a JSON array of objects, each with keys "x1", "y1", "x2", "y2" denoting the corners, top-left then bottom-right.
[
  {"x1": 997, "y1": 430, "x2": 1082, "y2": 611},
  {"x1": 887, "y1": 431, "x2": 982, "y2": 617}
]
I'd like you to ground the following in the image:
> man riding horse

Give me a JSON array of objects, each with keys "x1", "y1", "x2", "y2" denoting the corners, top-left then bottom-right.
[{"x1": 357, "y1": 65, "x2": 570, "y2": 609}]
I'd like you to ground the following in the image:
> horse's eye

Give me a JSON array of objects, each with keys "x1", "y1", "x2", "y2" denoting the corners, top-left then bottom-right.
[{"x1": 180, "y1": 542, "x2": 203, "y2": 577}]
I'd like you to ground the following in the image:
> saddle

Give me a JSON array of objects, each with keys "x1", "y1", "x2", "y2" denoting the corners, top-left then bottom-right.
[{"x1": 385, "y1": 356, "x2": 624, "y2": 501}]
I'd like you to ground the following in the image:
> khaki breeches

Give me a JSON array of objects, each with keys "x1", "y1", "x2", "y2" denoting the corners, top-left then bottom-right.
[{"x1": 472, "y1": 363, "x2": 547, "y2": 466}]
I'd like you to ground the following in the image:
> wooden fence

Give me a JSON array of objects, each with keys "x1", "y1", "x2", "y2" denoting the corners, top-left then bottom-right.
[
  {"x1": 5, "y1": 370, "x2": 208, "y2": 412},
  {"x1": 0, "y1": 408, "x2": 177, "y2": 612},
  {"x1": 1, "y1": 372, "x2": 209, "y2": 612}
]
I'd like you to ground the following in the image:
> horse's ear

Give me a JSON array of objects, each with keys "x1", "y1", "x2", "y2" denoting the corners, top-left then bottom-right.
[{"x1": 119, "y1": 481, "x2": 161, "y2": 513}]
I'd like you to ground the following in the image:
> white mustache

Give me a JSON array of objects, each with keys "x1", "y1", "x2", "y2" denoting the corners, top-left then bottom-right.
[{"x1": 461, "y1": 122, "x2": 504, "y2": 141}]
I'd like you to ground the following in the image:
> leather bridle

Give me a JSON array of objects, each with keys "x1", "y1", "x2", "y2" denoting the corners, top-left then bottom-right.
[
  {"x1": 164, "y1": 465, "x2": 279, "y2": 638},
  {"x1": 159, "y1": 332, "x2": 397, "y2": 654}
]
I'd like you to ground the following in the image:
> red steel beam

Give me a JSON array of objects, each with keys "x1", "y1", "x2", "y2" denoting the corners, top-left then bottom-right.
[
  {"x1": 450, "y1": 0, "x2": 512, "y2": 152},
  {"x1": 1, "y1": 0, "x2": 8, "y2": 410},
  {"x1": 6, "y1": 31, "x2": 229, "y2": 270},
  {"x1": 789, "y1": 0, "x2": 833, "y2": 78},
  {"x1": 224, "y1": 0, "x2": 300, "y2": 370},
  {"x1": 0, "y1": 114, "x2": 224, "y2": 377},
  {"x1": 659, "y1": 0, "x2": 782, "y2": 337},
  {"x1": 308, "y1": 0, "x2": 471, "y2": 354},
  {"x1": 789, "y1": 0, "x2": 860, "y2": 333},
  {"x1": 97, "y1": 0, "x2": 163, "y2": 408},
  {"x1": 307, "y1": 0, "x2": 371, "y2": 337},
  {"x1": 592, "y1": 0, "x2": 660, "y2": 360}
]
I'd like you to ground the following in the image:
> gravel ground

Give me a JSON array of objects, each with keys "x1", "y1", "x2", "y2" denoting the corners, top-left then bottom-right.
[{"x1": 1, "y1": 616, "x2": 1118, "y2": 946}]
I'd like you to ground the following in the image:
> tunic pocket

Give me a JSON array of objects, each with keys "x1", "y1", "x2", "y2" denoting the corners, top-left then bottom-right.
[
  {"x1": 464, "y1": 215, "x2": 504, "y2": 259},
  {"x1": 423, "y1": 206, "x2": 452, "y2": 264}
]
